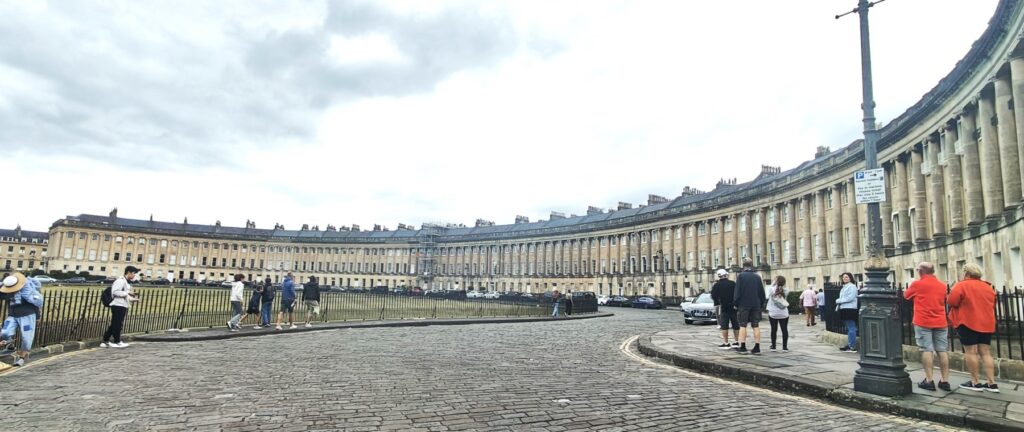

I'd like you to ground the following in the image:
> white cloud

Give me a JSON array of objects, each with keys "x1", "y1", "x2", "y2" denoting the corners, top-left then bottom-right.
[{"x1": 1, "y1": 0, "x2": 1001, "y2": 233}]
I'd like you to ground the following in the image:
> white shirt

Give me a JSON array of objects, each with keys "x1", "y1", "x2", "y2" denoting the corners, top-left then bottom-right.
[{"x1": 230, "y1": 281, "x2": 245, "y2": 302}]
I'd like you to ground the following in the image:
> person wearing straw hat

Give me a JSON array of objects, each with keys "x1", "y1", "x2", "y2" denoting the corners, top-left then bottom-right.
[{"x1": 0, "y1": 272, "x2": 45, "y2": 367}]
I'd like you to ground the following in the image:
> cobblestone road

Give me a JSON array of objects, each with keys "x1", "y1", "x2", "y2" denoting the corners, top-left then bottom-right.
[{"x1": 1, "y1": 309, "x2": 958, "y2": 431}]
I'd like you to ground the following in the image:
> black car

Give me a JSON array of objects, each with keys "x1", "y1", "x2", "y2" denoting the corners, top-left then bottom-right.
[
  {"x1": 605, "y1": 296, "x2": 632, "y2": 307},
  {"x1": 64, "y1": 277, "x2": 87, "y2": 284},
  {"x1": 392, "y1": 288, "x2": 408, "y2": 296},
  {"x1": 178, "y1": 278, "x2": 200, "y2": 286},
  {"x1": 203, "y1": 280, "x2": 223, "y2": 287},
  {"x1": 152, "y1": 277, "x2": 171, "y2": 285},
  {"x1": 370, "y1": 286, "x2": 389, "y2": 295},
  {"x1": 347, "y1": 287, "x2": 366, "y2": 293},
  {"x1": 632, "y1": 296, "x2": 665, "y2": 310}
]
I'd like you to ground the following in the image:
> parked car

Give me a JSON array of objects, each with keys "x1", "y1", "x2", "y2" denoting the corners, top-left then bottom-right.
[
  {"x1": 178, "y1": 278, "x2": 199, "y2": 286},
  {"x1": 32, "y1": 275, "x2": 57, "y2": 284},
  {"x1": 392, "y1": 287, "x2": 408, "y2": 296},
  {"x1": 348, "y1": 287, "x2": 367, "y2": 293},
  {"x1": 605, "y1": 296, "x2": 631, "y2": 307},
  {"x1": 103, "y1": 276, "x2": 117, "y2": 284},
  {"x1": 64, "y1": 277, "x2": 87, "y2": 284},
  {"x1": 370, "y1": 286, "x2": 388, "y2": 294},
  {"x1": 483, "y1": 291, "x2": 500, "y2": 300},
  {"x1": 597, "y1": 294, "x2": 609, "y2": 305},
  {"x1": 220, "y1": 281, "x2": 234, "y2": 288},
  {"x1": 680, "y1": 293, "x2": 718, "y2": 324},
  {"x1": 631, "y1": 296, "x2": 664, "y2": 310},
  {"x1": 409, "y1": 287, "x2": 424, "y2": 296},
  {"x1": 152, "y1": 277, "x2": 171, "y2": 285},
  {"x1": 466, "y1": 291, "x2": 483, "y2": 299}
]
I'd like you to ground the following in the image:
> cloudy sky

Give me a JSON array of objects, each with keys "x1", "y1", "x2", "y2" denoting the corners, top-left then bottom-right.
[{"x1": 1, "y1": 0, "x2": 999, "y2": 232}]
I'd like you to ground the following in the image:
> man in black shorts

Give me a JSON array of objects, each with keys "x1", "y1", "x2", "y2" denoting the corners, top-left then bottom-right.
[
  {"x1": 710, "y1": 269, "x2": 739, "y2": 349},
  {"x1": 733, "y1": 258, "x2": 766, "y2": 354}
]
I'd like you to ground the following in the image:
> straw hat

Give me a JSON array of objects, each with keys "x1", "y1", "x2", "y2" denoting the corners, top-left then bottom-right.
[{"x1": 0, "y1": 272, "x2": 27, "y2": 294}]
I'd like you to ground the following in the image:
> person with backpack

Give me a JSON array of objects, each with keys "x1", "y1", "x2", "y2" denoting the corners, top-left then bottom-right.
[
  {"x1": 303, "y1": 275, "x2": 320, "y2": 327},
  {"x1": 275, "y1": 273, "x2": 297, "y2": 330},
  {"x1": 227, "y1": 274, "x2": 246, "y2": 331},
  {"x1": 0, "y1": 273, "x2": 45, "y2": 366},
  {"x1": 102, "y1": 266, "x2": 140, "y2": 348},
  {"x1": 238, "y1": 277, "x2": 261, "y2": 329},
  {"x1": 257, "y1": 276, "x2": 274, "y2": 329}
]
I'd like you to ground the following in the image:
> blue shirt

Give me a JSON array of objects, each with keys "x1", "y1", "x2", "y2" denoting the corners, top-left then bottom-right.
[{"x1": 282, "y1": 277, "x2": 295, "y2": 300}]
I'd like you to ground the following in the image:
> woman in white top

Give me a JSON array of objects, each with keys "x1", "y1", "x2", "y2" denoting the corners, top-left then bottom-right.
[
  {"x1": 766, "y1": 275, "x2": 790, "y2": 351},
  {"x1": 227, "y1": 274, "x2": 246, "y2": 331}
]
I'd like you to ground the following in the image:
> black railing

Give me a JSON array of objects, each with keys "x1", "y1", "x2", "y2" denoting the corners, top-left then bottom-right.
[
  {"x1": 822, "y1": 282, "x2": 1024, "y2": 361},
  {"x1": 0, "y1": 287, "x2": 594, "y2": 350}
]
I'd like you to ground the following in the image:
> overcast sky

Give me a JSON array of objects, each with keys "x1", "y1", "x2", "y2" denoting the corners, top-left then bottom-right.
[{"x1": 1, "y1": 0, "x2": 999, "y2": 232}]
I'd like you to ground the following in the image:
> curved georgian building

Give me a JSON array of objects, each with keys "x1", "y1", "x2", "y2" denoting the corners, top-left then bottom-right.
[{"x1": 48, "y1": 0, "x2": 1024, "y2": 295}]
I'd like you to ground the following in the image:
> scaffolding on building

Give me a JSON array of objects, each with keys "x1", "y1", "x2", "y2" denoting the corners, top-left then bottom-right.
[{"x1": 416, "y1": 224, "x2": 442, "y2": 290}]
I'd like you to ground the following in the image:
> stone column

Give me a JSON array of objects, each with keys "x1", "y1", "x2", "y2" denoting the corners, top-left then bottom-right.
[
  {"x1": 759, "y1": 208, "x2": 769, "y2": 266},
  {"x1": 719, "y1": 216, "x2": 726, "y2": 268},
  {"x1": 832, "y1": 184, "x2": 845, "y2": 258},
  {"x1": 880, "y1": 164, "x2": 894, "y2": 248},
  {"x1": 910, "y1": 147, "x2": 930, "y2": 242},
  {"x1": 944, "y1": 122, "x2": 966, "y2": 232},
  {"x1": 995, "y1": 75, "x2": 1022, "y2": 207},
  {"x1": 961, "y1": 107, "x2": 985, "y2": 224},
  {"x1": 927, "y1": 134, "x2": 947, "y2": 237},
  {"x1": 774, "y1": 204, "x2": 783, "y2": 264},
  {"x1": 693, "y1": 223, "x2": 700, "y2": 270},
  {"x1": 788, "y1": 200, "x2": 798, "y2": 263},
  {"x1": 1012, "y1": 57, "x2": 1024, "y2": 203},
  {"x1": 745, "y1": 212, "x2": 754, "y2": 262},
  {"x1": 802, "y1": 195, "x2": 813, "y2": 262},
  {"x1": 894, "y1": 155, "x2": 912, "y2": 245},
  {"x1": 815, "y1": 190, "x2": 827, "y2": 260},
  {"x1": 679, "y1": 225, "x2": 687, "y2": 272},
  {"x1": 732, "y1": 214, "x2": 740, "y2": 267},
  {"x1": 977, "y1": 92, "x2": 1004, "y2": 218},
  {"x1": 846, "y1": 178, "x2": 862, "y2": 256}
]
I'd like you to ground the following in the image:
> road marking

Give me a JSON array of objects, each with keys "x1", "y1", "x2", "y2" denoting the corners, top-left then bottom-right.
[
  {"x1": 0, "y1": 348, "x2": 94, "y2": 378},
  {"x1": 618, "y1": 335, "x2": 956, "y2": 430}
]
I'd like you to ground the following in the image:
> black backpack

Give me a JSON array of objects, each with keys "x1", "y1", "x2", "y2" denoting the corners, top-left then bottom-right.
[{"x1": 100, "y1": 286, "x2": 113, "y2": 307}]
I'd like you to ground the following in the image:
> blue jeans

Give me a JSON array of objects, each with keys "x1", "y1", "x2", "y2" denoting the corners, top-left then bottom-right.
[
  {"x1": 260, "y1": 302, "x2": 273, "y2": 326},
  {"x1": 844, "y1": 319, "x2": 858, "y2": 348},
  {"x1": 552, "y1": 302, "x2": 561, "y2": 317},
  {"x1": 1, "y1": 314, "x2": 36, "y2": 351},
  {"x1": 228, "y1": 301, "x2": 243, "y2": 326}
]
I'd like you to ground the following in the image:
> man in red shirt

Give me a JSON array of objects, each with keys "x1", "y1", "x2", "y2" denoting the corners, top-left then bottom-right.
[{"x1": 903, "y1": 262, "x2": 950, "y2": 391}]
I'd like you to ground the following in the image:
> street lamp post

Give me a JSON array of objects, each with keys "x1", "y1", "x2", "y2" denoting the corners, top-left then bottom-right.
[{"x1": 837, "y1": 0, "x2": 912, "y2": 396}]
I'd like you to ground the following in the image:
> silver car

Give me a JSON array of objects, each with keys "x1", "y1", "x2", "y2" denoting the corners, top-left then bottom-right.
[{"x1": 680, "y1": 293, "x2": 718, "y2": 324}]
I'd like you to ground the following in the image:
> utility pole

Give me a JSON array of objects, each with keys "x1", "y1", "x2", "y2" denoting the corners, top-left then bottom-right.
[{"x1": 836, "y1": 0, "x2": 912, "y2": 396}]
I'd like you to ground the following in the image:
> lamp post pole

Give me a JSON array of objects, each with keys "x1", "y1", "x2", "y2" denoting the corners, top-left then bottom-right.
[{"x1": 837, "y1": 0, "x2": 911, "y2": 396}]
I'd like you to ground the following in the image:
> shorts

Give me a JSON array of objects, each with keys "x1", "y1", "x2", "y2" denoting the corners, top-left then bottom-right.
[
  {"x1": 281, "y1": 298, "x2": 295, "y2": 313},
  {"x1": 304, "y1": 300, "x2": 320, "y2": 315},
  {"x1": 914, "y1": 325, "x2": 949, "y2": 352},
  {"x1": 957, "y1": 325, "x2": 993, "y2": 346},
  {"x1": 1, "y1": 314, "x2": 36, "y2": 351},
  {"x1": 718, "y1": 308, "x2": 739, "y2": 330},
  {"x1": 736, "y1": 307, "x2": 762, "y2": 328}
]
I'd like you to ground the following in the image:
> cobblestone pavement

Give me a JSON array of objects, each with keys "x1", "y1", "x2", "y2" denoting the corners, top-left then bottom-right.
[{"x1": 1, "y1": 309, "x2": 960, "y2": 431}]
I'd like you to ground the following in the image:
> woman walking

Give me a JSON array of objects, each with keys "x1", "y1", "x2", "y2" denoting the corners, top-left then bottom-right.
[
  {"x1": 835, "y1": 272, "x2": 859, "y2": 353},
  {"x1": 766, "y1": 276, "x2": 790, "y2": 351},
  {"x1": 226, "y1": 274, "x2": 245, "y2": 331},
  {"x1": 239, "y1": 278, "x2": 262, "y2": 328},
  {"x1": 949, "y1": 263, "x2": 999, "y2": 392}
]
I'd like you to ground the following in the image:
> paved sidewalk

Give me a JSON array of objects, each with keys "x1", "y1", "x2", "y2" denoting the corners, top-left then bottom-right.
[{"x1": 638, "y1": 320, "x2": 1024, "y2": 432}]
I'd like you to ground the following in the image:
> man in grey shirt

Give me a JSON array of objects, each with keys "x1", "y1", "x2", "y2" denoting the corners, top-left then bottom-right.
[{"x1": 733, "y1": 258, "x2": 766, "y2": 354}]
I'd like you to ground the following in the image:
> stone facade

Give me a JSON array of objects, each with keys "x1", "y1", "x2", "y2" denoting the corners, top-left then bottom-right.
[
  {"x1": 40, "y1": 1, "x2": 1024, "y2": 296},
  {"x1": 0, "y1": 226, "x2": 48, "y2": 274}
]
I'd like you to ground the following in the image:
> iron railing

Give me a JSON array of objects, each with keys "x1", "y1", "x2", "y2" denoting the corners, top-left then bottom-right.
[
  {"x1": 822, "y1": 282, "x2": 1024, "y2": 361},
  {"x1": 0, "y1": 288, "x2": 596, "y2": 350}
]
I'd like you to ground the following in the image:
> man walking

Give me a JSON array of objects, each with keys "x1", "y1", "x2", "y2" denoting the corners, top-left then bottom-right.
[
  {"x1": 816, "y1": 288, "x2": 826, "y2": 324},
  {"x1": 550, "y1": 289, "x2": 561, "y2": 318},
  {"x1": 710, "y1": 269, "x2": 739, "y2": 349},
  {"x1": 903, "y1": 262, "x2": 951, "y2": 391},
  {"x1": 257, "y1": 276, "x2": 274, "y2": 328},
  {"x1": 276, "y1": 272, "x2": 297, "y2": 330},
  {"x1": 800, "y1": 284, "x2": 818, "y2": 326},
  {"x1": 0, "y1": 273, "x2": 44, "y2": 366},
  {"x1": 102, "y1": 266, "x2": 140, "y2": 348},
  {"x1": 303, "y1": 275, "x2": 320, "y2": 327},
  {"x1": 733, "y1": 258, "x2": 766, "y2": 354}
]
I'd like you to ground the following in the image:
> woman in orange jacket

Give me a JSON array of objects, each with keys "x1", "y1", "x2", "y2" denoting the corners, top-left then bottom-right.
[{"x1": 948, "y1": 263, "x2": 998, "y2": 393}]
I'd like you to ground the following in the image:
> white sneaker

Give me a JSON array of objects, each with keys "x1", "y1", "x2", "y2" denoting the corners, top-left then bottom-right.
[
  {"x1": 290, "y1": 324, "x2": 297, "y2": 329},
  {"x1": 275, "y1": 325, "x2": 282, "y2": 330},
  {"x1": 254, "y1": 326, "x2": 263, "y2": 330},
  {"x1": 111, "y1": 342, "x2": 129, "y2": 348},
  {"x1": 305, "y1": 323, "x2": 312, "y2": 328},
  {"x1": 99, "y1": 342, "x2": 109, "y2": 348}
]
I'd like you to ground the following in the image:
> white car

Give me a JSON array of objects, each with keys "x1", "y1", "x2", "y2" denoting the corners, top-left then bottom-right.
[
  {"x1": 483, "y1": 291, "x2": 500, "y2": 299},
  {"x1": 466, "y1": 291, "x2": 483, "y2": 299},
  {"x1": 597, "y1": 295, "x2": 609, "y2": 305},
  {"x1": 32, "y1": 275, "x2": 58, "y2": 284}
]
